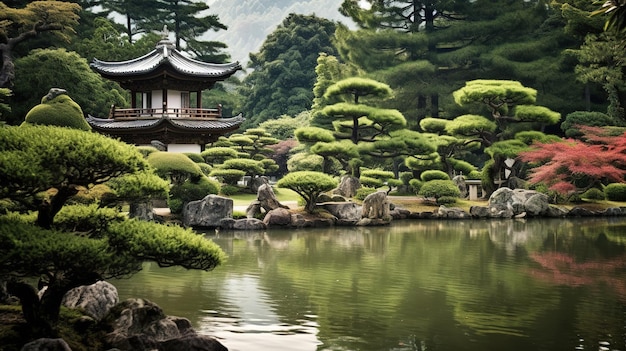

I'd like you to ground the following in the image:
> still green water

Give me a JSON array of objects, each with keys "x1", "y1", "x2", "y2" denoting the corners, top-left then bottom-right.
[{"x1": 112, "y1": 218, "x2": 626, "y2": 351}]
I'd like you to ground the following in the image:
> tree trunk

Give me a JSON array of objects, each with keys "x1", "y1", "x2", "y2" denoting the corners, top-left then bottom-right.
[
  {"x1": 0, "y1": 43, "x2": 15, "y2": 88},
  {"x1": 36, "y1": 186, "x2": 78, "y2": 229},
  {"x1": 6, "y1": 281, "x2": 55, "y2": 337}
]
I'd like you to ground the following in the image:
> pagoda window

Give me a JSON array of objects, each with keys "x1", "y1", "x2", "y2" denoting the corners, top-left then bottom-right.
[{"x1": 181, "y1": 91, "x2": 190, "y2": 109}]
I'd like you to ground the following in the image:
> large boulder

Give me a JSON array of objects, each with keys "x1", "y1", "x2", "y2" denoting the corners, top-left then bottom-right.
[
  {"x1": 104, "y1": 298, "x2": 226, "y2": 351},
  {"x1": 333, "y1": 176, "x2": 361, "y2": 198},
  {"x1": 470, "y1": 188, "x2": 550, "y2": 218},
  {"x1": 183, "y1": 195, "x2": 233, "y2": 228},
  {"x1": 361, "y1": 191, "x2": 391, "y2": 220},
  {"x1": 257, "y1": 184, "x2": 288, "y2": 212},
  {"x1": 62, "y1": 281, "x2": 119, "y2": 321},
  {"x1": 318, "y1": 202, "x2": 361, "y2": 222},
  {"x1": 263, "y1": 207, "x2": 292, "y2": 227}
]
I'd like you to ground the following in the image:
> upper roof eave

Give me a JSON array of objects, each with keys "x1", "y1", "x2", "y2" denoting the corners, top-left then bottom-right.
[{"x1": 90, "y1": 42, "x2": 241, "y2": 79}]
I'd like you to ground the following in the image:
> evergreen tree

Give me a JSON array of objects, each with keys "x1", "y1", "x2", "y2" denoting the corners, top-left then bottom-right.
[
  {"x1": 239, "y1": 14, "x2": 338, "y2": 127},
  {"x1": 0, "y1": 1, "x2": 81, "y2": 88}
]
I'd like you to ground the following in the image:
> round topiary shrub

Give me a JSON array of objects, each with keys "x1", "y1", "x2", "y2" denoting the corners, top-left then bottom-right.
[
  {"x1": 419, "y1": 180, "x2": 461, "y2": 200},
  {"x1": 581, "y1": 188, "x2": 605, "y2": 201},
  {"x1": 604, "y1": 183, "x2": 626, "y2": 201},
  {"x1": 420, "y1": 170, "x2": 450, "y2": 182},
  {"x1": 360, "y1": 176, "x2": 383, "y2": 189},
  {"x1": 23, "y1": 89, "x2": 91, "y2": 131},
  {"x1": 409, "y1": 179, "x2": 423, "y2": 194}
]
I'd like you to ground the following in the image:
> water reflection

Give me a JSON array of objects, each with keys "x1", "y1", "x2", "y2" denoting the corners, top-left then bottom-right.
[{"x1": 112, "y1": 218, "x2": 626, "y2": 351}]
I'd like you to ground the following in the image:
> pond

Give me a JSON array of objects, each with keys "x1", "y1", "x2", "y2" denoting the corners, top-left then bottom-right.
[{"x1": 112, "y1": 218, "x2": 626, "y2": 351}]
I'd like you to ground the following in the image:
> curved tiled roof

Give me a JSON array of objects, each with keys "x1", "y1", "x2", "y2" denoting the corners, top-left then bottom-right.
[
  {"x1": 90, "y1": 40, "x2": 241, "y2": 78},
  {"x1": 86, "y1": 114, "x2": 245, "y2": 131}
]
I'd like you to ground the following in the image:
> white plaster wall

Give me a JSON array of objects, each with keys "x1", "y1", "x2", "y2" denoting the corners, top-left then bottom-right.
[
  {"x1": 151, "y1": 90, "x2": 163, "y2": 109},
  {"x1": 168, "y1": 144, "x2": 201, "y2": 153},
  {"x1": 167, "y1": 90, "x2": 182, "y2": 109}
]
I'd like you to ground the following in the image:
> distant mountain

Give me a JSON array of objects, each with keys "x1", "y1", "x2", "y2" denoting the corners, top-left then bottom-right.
[{"x1": 203, "y1": 0, "x2": 353, "y2": 66}]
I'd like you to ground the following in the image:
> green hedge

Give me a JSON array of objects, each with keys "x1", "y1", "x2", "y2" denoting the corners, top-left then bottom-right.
[
  {"x1": 604, "y1": 183, "x2": 626, "y2": 201},
  {"x1": 168, "y1": 176, "x2": 221, "y2": 214},
  {"x1": 418, "y1": 180, "x2": 461, "y2": 199}
]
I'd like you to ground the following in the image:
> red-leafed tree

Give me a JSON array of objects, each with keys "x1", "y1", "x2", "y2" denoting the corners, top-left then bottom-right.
[{"x1": 519, "y1": 126, "x2": 626, "y2": 194}]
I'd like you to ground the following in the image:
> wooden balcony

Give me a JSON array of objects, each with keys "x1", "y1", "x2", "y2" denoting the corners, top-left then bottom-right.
[{"x1": 108, "y1": 105, "x2": 222, "y2": 120}]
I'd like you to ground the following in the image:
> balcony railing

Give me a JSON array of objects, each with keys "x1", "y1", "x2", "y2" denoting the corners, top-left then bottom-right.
[{"x1": 108, "y1": 105, "x2": 222, "y2": 120}]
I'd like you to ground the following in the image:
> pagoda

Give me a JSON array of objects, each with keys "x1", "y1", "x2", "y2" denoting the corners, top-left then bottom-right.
[{"x1": 87, "y1": 32, "x2": 243, "y2": 153}]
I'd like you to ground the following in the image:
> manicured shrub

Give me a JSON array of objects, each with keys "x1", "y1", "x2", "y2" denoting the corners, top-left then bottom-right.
[
  {"x1": 23, "y1": 91, "x2": 91, "y2": 131},
  {"x1": 437, "y1": 196, "x2": 457, "y2": 205},
  {"x1": 420, "y1": 170, "x2": 450, "y2": 182},
  {"x1": 409, "y1": 179, "x2": 423, "y2": 194},
  {"x1": 184, "y1": 153, "x2": 204, "y2": 163},
  {"x1": 210, "y1": 169, "x2": 246, "y2": 185},
  {"x1": 418, "y1": 180, "x2": 461, "y2": 199},
  {"x1": 360, "y1": 176, "x2": 383, "y2": 189},
  {"x1": 581, "y1": 188, "x2": 605, "y2": 201},
  {"x1": 147, "y1": 152, "x2": 203, "y2": 184},
  {"x1": 604, "y1": 183, "x2": 626, "y2": 201},
  {"x1": 354, "y1": 187, "x2": 377, "y2": 201},
  {"x1": 277, "y1": 171, "x2": 337, "y2": 212},
  {"x1": 201, "y1": 147, "x2": 238, "y2": 165},
  {"x1": 220, "y1": 184, "x2": 241, "y2": 196},
  {"x1": 198, "y1": 163, "x2": 212, "y2": 176}
]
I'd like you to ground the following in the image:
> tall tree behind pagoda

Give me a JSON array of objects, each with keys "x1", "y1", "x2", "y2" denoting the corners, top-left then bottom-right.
[
  {"x1": 147, "y1": 0, "x2": 230, "y2": 62},
  {"x1": 99, "y1": 0, "x2": 159, "y2": 44},
  {"x1": 336, "y1": 0, "x2": 583, "y2": 126},
  {"x1": 0, "y1": 1, "x2": 80, "y2": 88},
  {"x1": 239, "y1": 14, "x2": 338, "y2": 128}
]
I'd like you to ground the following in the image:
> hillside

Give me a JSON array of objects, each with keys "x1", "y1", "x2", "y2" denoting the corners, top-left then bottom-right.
[{"x1": 204, "y1": 0, "x2": 353, "y2": 66}]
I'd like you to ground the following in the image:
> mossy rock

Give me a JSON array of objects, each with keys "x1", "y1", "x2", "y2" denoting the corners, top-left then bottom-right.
[{"x1": 23, "y1": 88, "x2": 90, "y2": 131}]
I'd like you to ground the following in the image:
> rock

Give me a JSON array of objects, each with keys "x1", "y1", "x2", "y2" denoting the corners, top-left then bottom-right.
[
  {"x1": 257, "y1": 184, "x2": 288, "y2": 211},
  {"x1": 263, "y1": 207, "x2": 292, "y2": 227},
  {"x1": 233, "y1": 218, "x2": 266, "y2": 230},
  {"x1": 290, "y1": 213, "x2": 307, "y2": 228},
  {"x1": 599, "y1": 207, "x2": 624, "y2": 216},
  {"x1": 316, "y1": 193, "x2": 334, "y2": 203},
  {"x1": 62, "y1": 281, "x2": 119, "y2": 321},
  {"x1": 129, "y1": 202, "x2": 154, "y2": 221},
  {"x1": 333, "y1": 176, "x2": 361, "y2": 198},
  {"x1": 183, "y1": 195, "x2": 233, "y2": 228},
  {"x1": 469, "y1": 206, "x2": 490, "y2": 218},
  {"x1": 103, "y1": 298, "x2": 226, "y2": 351},
  {"x1": 452, "y1": 175, "x2": 467, "y2": 198},
  {"x1": 545, "y1": 205, "x2": 568, "y2": 217},
  {"x1": 248, "y1": 176, "x2": 269, "y2": 194},
  {"x1": 361, "y1": 191, "x2": 391, "y2": 220},
  {"x1": 21, "y1": 338, "x2": 71, "y2": 351},
  {"x1": 490, "y1": 187, "x2": 514, "y2": 206},
  {"x1": 318, "y1": 202, "x2": 361, "y2": 222},
  {"x1": 390, "y1": 208, "x2": 411, "y2": 220},
  {"x1": 482, "y1": 188, "x2": 550, "y2": 218},
  {"x1": 524, "y1": 193, "x2": 549, "y2": 215},
  {"x1": 437, "y1": 206, "x2": 470, "y2": 219},
  {"x1": 245, "y1": 200, "x2": 262, "y2": 218},
  {"x1": 568, "y1": 207, "x2": 596, "y2": 217}
]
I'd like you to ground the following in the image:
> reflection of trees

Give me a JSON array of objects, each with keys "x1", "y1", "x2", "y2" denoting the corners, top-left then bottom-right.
[{"x1": 115, "y1": 219, "x2": 626, "y2": 351}]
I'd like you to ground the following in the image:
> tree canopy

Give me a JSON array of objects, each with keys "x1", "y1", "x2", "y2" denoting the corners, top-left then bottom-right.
[
  {"x1": 239, "y1": 14, "x2": 338, "y2": 127},
  {"x1": 0, "y1": 1, "x2": 81, "y2": 88}
]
